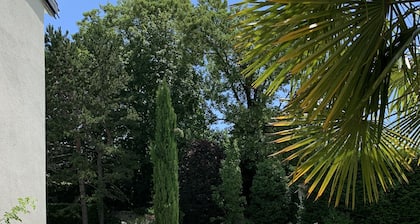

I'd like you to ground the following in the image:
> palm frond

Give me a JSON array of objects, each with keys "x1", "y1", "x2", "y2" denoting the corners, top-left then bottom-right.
[
  {"x1": 236, "y1": 0, "x2": 420, "y2": 206},
  {"x1": 270, "y1": 114, "x2": 416, "y2": 208}
]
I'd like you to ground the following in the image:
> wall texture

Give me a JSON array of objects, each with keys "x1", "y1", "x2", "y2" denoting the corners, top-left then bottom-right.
[{"x1": 0, "y1": 0, "x2": 46, "y2": 223}]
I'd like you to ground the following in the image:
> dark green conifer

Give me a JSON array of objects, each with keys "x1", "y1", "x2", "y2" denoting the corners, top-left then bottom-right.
[
  {"x1": 248, "y1": 158, "x2": 296, "y2": 224},
  {"x1": 152, "y1": 80, "x2": 179, "y2": 224},
  {"x1": 214, "y1": 139, "x2": 246, "y2": 224}
]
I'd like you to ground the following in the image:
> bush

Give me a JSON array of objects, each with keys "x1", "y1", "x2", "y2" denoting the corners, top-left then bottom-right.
[{"x1": 247, "y1": 158, "x2": 297, "y2": 224}]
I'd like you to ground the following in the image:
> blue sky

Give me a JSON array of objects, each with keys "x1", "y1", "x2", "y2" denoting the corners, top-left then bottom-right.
[{"x1": 44, "y1": 0, "x2": 240, "y2": 34}]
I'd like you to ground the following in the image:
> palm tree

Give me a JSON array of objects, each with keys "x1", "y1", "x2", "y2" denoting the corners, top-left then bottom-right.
[{"x1": 236, "y1": 0, "x2": 420, "y2": 208}]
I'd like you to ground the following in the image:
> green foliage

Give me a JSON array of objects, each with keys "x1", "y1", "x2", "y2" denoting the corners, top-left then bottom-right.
[
  {"x1": 92, "y1": 1, "x2": 210, "y2": 208},
  {"x1": 43, "y1": 0, "x2": 420, "y2": 222},
  {"x1": 301, "y1": 166, "x2": 420, "y2": 224},
  {"x1": 1, "y1": 198, "x2": 36, "y2": 224},
  {"x1": 301, "y1": 201, "x2": 354, "y2": 224},
  {"x1": 236, "y1": 0, "x2": 420, "y2": 207},
  {"x1": 214, "y1": 138, "x2": 246, "y2": 224},
  {"x1": 323, "y1": 209, "x2": 353, "y2": 224},
  {"x1": 247, "y1": 158, "x2": 297, "y2": 224},
  {"x1": 110, "y1": 0, "x2": 208, "y2": 139},
  {"x1": 46, "y1": 0, "x2": 215, "y2": 220},
  {"x1": 45, "y1": 23, "x2": 138, "y2": 224},
  {"x1": 50, "y1": 0, "x2": 420, "y2": 222},
  {"x1": 350, "y1": 165, "x2": 420, "y2": 224},
  {"x1": 192, "y1": 1, "x2": 283, "y2": 207},
  {"x1": 152, "y1": 80, "x2": 179, "y2": 224}
]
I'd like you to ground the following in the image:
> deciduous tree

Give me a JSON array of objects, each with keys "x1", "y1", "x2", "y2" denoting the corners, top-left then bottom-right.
[{"x1": 179, "y1": 140, "x2": 224, "y2": 224}]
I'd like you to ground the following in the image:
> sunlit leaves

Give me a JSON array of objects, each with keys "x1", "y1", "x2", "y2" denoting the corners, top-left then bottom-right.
[
  {"x1": 270, "y1": 114, "x2": 416, "y2": 208},
  {"x1": 236, "y1": 0, "x2": 420, "y2": 206}
]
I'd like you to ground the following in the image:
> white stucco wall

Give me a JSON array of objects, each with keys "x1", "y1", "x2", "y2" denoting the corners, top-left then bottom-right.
[{"x1": 0, "y1": 0, "x2": 46, "y2": 223}]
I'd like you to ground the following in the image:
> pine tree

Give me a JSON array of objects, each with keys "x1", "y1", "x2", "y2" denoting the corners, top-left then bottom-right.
[{"x1": 152, "y1": 80, "x2": 179, "y2": 224}]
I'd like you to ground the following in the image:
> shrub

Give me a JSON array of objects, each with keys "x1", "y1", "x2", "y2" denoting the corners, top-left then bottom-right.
[{"x1": 247, "y1": 158, "x2": 296, "y2": 224}]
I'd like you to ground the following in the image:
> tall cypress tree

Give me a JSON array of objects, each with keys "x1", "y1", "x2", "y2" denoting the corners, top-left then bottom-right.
[{"x1": 152, "y1": 80, "x2": 179, "y2": 224}]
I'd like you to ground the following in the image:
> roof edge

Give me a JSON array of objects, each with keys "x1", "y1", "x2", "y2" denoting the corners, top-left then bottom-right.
[{"x1": 43, "y1": 0, "x2": 59, "y2": 18}]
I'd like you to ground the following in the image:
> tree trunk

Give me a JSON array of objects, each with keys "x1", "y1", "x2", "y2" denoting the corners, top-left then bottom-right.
[
  {"x1": 76, "y1": 137, "x2": 89, "y2": 224},
  {"x1": 96, "y1": 128, "x2": 112, "y2": 224},
  {"x1": 78, "y1": 177, "x2": 89, "y2": 224},
  {"x1": 96, "y1": 148, "x2": 105, "y2": 224}
]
